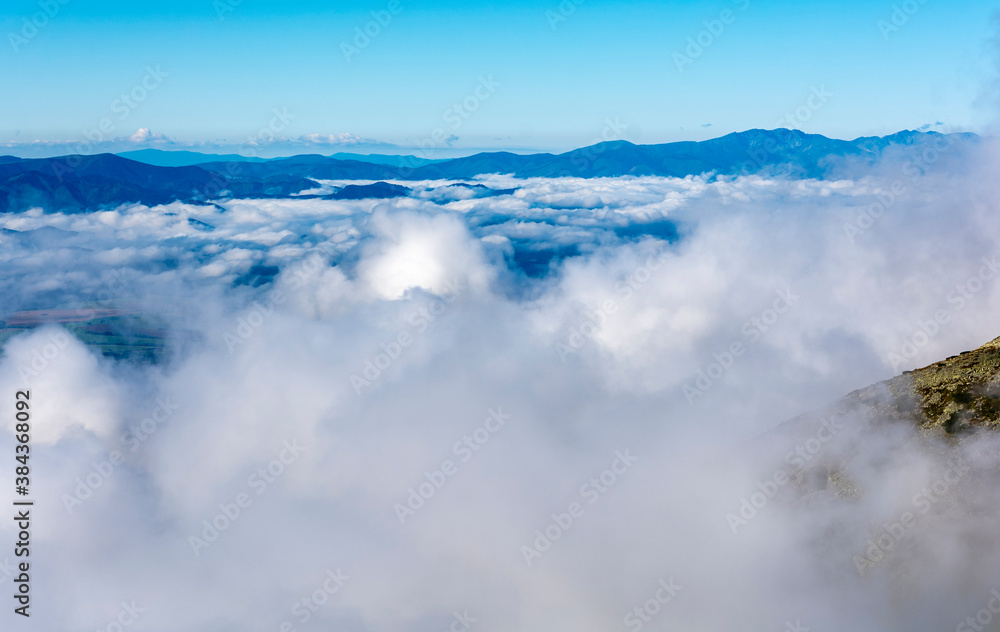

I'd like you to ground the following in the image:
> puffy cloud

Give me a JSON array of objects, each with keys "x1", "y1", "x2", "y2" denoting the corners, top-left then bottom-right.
[
  {"x1": 0, "y1": 327, "x2": 121, "y2": 443},
  {"x1": 293, "y1": 132, "x2": 390, "y2": 147},
  {"x1": 127, "y1": 128, "x2": 171, "y2": 144},
  {"x1": 1, "y1": 129, "x2": 182, "y2": 157},
  {"x1": 357, "y1": 210, "x2": 494, "y2": 299}
]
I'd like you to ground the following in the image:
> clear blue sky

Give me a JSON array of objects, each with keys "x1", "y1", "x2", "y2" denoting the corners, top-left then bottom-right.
[{"x1": 1, "y1": 0, "x2": 997, "y2": 156}]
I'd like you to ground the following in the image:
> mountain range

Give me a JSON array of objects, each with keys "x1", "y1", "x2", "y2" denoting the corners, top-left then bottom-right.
[
  {"x1": 0, "y1": 129, "x2": 981, "y2": 214},
  {"x1": 115, "y1": 148, "x2": 445, "y2": 168}
]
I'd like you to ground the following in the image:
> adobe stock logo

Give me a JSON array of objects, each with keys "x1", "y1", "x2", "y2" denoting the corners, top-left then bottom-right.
[
  {"x1": 94, "y1": 601, "x2": 144, "y2": 632},
  {"x1": 615, "y1": 579, "x2": 683, "y2": 632},
  {"x1": 877, "y1": 0, "x2": 929, "y2": 40},
  {"x1": 350, "y1": 279, "x2": 464, "y2": 395},
  {"x1": 683, "y1": 286, "x2": 798, "y2": 405},
  {"x1": 188, "y1": 439, "x2": 306, "y2": 557},
  {"x1": 955, "y1": 589, "x2": 1000, "y2": 632},
  {"x1": 341, "y1": 0, "x2": 403, "y2": 63},
  {"x1": 520, "y1": 449, "x2": 639, "y2": 566},
  {"x1": 16, "y1": 330, "x2": 70, "y2": 386},
  {"x1": 545, "y1": 0, "x2": 585, "y2": 31},
  {"x1": 852, "y1": 456, "x2": 970, "y2": 574},
  {"x1": 8, "y1": 0, "x2": 72, "y2": 54},
  {"x1": 394, "y1": 407, "x2": 512, "y2": 524},
  {"x1": 285, "y1": 568, "x2": 350, "y2": 628},
  {"x1": 886, "y1": 254, "x2": 1000, "y2": 373},
  {"x1": 223, "y1": 293, "x2": 286, "y2": 353},
  {"x1": 725, "y1": 413, "x2": 845, "y2": 534},
  {"x1": 672, "y1": 0, "x2": 751, "y2": 73}
]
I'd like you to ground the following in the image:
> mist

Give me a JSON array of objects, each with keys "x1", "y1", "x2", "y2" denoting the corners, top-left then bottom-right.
[{"x1": 2, "y1": 139, "x2": 1000, "y2": 632}]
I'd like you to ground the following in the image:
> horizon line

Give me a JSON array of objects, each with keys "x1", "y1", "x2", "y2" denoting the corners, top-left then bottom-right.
[{"x1": 0, "y1": 127, "x2": 981, "y2": 162}]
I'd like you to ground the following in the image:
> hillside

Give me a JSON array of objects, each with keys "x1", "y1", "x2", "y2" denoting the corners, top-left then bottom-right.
[{"x1": 843, "y1": 337, "x2": 1000, "y2": 433}]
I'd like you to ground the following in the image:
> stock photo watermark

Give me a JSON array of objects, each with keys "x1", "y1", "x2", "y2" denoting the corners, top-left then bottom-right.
[
  {"x1": 350, "y1": 279, "x2": 464, "y2": 394},
  {"x1": 520, "y1": 449, "x2": 639, "y2": 566},
  {"x1": 222, "y1": 241, "x2": 341, "y2": 354},
  {"x1": 61, "y1": 397, "x2": 181, "y2": 513},
  {"x1": 15, "y1": 329, "x2": 70, "y2": 386},
  {"x1": 8, "y1": 0, "x2": 71, "y2": 53},
  {"x1": 50, "y1": 66, "x2": 169, "y2": 177},
  {"x1": 852, "y1": 455, "x2": 970, "y2": 574},
  {"x1": 94, "y1": 601, "x2": 144, "y2": 632},
  {"x1": 282, "y1": 568, "x2": 350, "y2": 629},
  {"x1": 393, "y1": 407, "x2": 512, "y2": 524},
  {"x1": 877, "y1": 0, "x2": 929, "y2": 40},
  {"x1": 556, "y1": 252, "x2": 668, "y2": 362},
  {"x1": 615, "y1": 578, "x2": 683, "y2": 632},
  {"x1": 545, "y1": 0, "x2": 585, "y2": 31},
  {"x1": 955, "y1": 589, "x2": 1000, "y2": 632},
  {"x1": 737, "y1": 87, "x2": 834, "y2": 173},
  {"x1": 214, "y1": 0, "x2": 242, "y2": 20},
  {"x1": 844, "y1": 131, "x2": 960, "y2": 243},
  {"x1": 886, "y1": 253, "x2": 1000, "y2": 372},
  {"x1": 683, "y1": 286, "x2": 799, "y2": 405},
  {"x1": 223, "y1": 292, "x2": 287, "y2": 353},
  {"x1": 396, "y1": 76, "x2": 501, "y2": 174},
  {"x1": 188, "y1": 438, "x2": 306, "y2": 556},
  {"x1": 725, "y1": 412, "x2": 846, "y2": 534},
  {"x1": 673, "y1": 0, "x2": 751, "y2": 73},
  {"x1": 202, "y1": 106, "x2": 296, "y2": 198},
  {"x1": 341, "y1": 0, "x2": 403, "y2": 62}
]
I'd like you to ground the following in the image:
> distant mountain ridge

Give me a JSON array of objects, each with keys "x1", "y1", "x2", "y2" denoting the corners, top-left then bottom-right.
[
  {"x1": 183, "y1": 129, "x2": 983, "y2": 181},
  {"x1": 116, "y1": 148, "x2": 445, "y2": 168},
  {"x1": 0, "y1": 154, "x2": 318, "y2": 214},
  {"x1": 115, "y1": 149, "x2": 271, "y2": 166},
  {"x1": 0, "y1": 129, "x2": 980, "y2": 213}
]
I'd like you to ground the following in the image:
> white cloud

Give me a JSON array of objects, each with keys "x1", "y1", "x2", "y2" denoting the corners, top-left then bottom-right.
[
  {"x1": 0, "y1": 327, "x2": 121, "y2": 443},
  {"x1": 294, "y1": 132, "x2": 389, "y2": 147},
  {"x1": 357, "y1": 209, "x2": 494, "y2": 300}
]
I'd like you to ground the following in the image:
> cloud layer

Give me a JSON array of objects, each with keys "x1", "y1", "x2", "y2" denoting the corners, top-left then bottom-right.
[{"x1": 2, "y1": 144, "x2": 1000, "y2": 631}]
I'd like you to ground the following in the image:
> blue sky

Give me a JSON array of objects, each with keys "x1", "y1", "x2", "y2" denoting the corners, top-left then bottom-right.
[{"x1": 1, "y1": 0, "x2": 997, "y2": 156}]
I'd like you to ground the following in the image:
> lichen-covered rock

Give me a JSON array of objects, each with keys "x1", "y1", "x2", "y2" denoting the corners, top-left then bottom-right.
[{"x1": 846, "y1": 336, "x2": 1000, "y2": 432}]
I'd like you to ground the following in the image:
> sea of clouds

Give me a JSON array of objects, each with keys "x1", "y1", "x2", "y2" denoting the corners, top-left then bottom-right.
[{"x1": 1, "y1": 139, "x2": 1000, "y2": 631}]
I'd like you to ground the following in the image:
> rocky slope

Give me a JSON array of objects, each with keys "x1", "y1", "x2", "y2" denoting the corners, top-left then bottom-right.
[{"x1": 844, "y1": 336, "x2": 1000, "y2": 434}]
